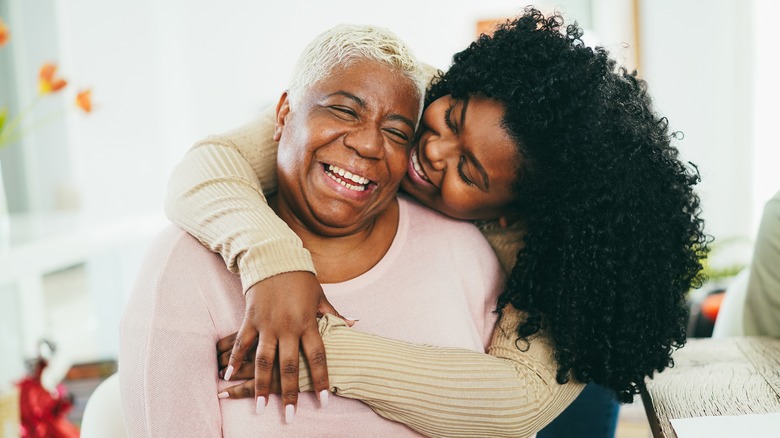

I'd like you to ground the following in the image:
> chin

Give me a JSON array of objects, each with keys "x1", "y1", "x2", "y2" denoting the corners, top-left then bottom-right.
[{"x1": 400, "y1": 178, "x2": 427, "y2": 199}]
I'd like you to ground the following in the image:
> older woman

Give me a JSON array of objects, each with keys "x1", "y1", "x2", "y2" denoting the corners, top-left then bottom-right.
[
  {"x1": 119, "y1": 24, "x2": 520, "y2": 436},
  {"x1": 166, "y1": 8, "x2": 707, "y2": 437}
]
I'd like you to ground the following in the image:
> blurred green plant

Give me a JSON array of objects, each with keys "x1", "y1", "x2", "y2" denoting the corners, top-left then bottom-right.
[{"x1": 700, "y1": 235, "x2": 752, "y2": 284}]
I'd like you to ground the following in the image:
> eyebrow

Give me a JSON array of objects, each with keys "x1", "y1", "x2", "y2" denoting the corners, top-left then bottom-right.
[
  {"x1": 388, "y1": 113, "x2": 416, "y2": 131},
  {"x1": 329, "y1": 91, "x2": 416, "y2": 131},
  {"x1": 460, "y1": 98, "x2": 490, "y2": 189},
  {"x1": 330, "y1": 91, "x2": 366, "y2": 107}
]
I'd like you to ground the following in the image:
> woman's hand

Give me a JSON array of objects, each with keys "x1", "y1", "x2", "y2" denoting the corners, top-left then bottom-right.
[
  {"x1": 217, "y1": 361, "x2": 283, "y2": 401},
  {"x1": 216, "y1": 347, "x2": 284, "y2": 401},
  {"x1": 218, "y1": 332, "x2": 255, "y2": 379},
  {"x1": 219, "y1": 379, "x2": 281, "y2": 400},
  {"x1": 222, "y1": 271, "x2": 344, "y2": 417}
]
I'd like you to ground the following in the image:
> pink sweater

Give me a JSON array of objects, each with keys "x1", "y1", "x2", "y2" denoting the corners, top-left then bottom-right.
[{"x1": 119, "y1": 195, "x2": 504, "y2": 437}]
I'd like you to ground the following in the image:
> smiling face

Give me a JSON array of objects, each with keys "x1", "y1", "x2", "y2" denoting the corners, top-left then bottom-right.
[
  {"x1": 402, "y1": 95, "x2": 521, "y2": 221},
  {"x1": 273, "y1": 60, "x2": 420, "y2": 237}
]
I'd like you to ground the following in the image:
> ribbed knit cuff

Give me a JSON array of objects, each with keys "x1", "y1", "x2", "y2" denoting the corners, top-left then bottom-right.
[{"x1": 238, "y1": 243, "x2": 316, "y2": 294}]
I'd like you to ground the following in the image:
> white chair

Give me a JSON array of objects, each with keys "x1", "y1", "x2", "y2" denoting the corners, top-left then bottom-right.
[
  {"x1": 711, "y1": 267, "x2": 750, "y2": 338},
  {"x1": 79, "y1": 373, "x2": 128, "y2": 438}
]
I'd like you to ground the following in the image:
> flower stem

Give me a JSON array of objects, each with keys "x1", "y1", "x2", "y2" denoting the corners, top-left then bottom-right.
[
  {"x1": 6, "y1": 95, "x2": 43, "y2": 131},
  {"x1": 0, "y1": 107, "x2": 68, "y2": 147},
  {"x1": 0, "y1": 95, "x2": 42, "y2": 147}
]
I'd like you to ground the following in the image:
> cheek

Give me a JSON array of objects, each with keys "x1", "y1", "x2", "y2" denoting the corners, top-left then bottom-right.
[
  {"x1": 387, "y1": 147, "x2": 410, "y2": 177},
  {"x1": 277, "y1": 139, "x2": 315, "y2": 182},
  {"x1": 439, "y1": 183, "x2": 477, "y2": 217},
  {"x1": 277, "y1": 144, "x2": 306, "y2": 177}
]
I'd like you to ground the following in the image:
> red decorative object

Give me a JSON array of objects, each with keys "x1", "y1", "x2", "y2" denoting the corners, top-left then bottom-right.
[
  {"x1": 701, "y1": 291, "x2": 725, "y2": 322},
  {"x1": 17, "y1": 357, "x2": 79, "y2": 438}
]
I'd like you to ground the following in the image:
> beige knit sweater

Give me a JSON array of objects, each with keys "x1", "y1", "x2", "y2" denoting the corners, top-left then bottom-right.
[{"x1": 165, "y1": 108, "x2": 583, "y2": 437}]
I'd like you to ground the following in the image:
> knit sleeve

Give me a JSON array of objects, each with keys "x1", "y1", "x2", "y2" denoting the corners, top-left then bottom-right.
[
  {"x1": 164, "y1": 106, "x2": 316, "y2": 293},
  {"x1": 478, "y1": 220, "x2": 525, "y2": 275},
  {"x1": 301, "y1": 307, "x2": 584, "y2": 438}
]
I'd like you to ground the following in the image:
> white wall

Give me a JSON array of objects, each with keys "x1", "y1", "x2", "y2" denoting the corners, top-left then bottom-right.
[{"x1": 639, "y1": 0, "x2": 777, "y2": 245}]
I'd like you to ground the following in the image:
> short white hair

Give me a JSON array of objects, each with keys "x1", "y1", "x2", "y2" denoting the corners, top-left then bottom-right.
[{"x1": 287, "y1": 24, "x2": 427, "y2": 124}]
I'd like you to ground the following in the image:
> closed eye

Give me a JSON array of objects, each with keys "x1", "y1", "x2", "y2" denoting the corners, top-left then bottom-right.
[
  {"x1": 330, "y1": 106, "x2": 357, "y2": 119},
  {"x1": 444, "y1": 101, "x2": 458, "y2": 133},
  {"x1": 457, "y1": 156, "x2": 474, "y2": 186},
  {"x1": 384, "y1": 128, "x2": 410, "y2": 144}
]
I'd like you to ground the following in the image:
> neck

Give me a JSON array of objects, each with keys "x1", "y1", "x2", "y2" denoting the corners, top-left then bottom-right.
[{"x1": 270, "y1": 194, "x2": 400, "y2": 283}]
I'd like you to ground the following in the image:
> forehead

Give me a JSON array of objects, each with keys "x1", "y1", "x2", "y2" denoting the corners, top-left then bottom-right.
[{"x1": 306, "y1": 60, "x2": 419, "y2": 112}]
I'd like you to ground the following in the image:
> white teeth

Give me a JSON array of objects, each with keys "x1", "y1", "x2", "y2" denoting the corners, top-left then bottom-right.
[
  {"x1": 411, "y1": 150, "x2": 430, "y2": 182},
  {"x1": 326, "y1": 164, "x2": 369, "y2": 191},
  {"x1": 327, "y1": 165, "x2": 370, "y2": 185}
]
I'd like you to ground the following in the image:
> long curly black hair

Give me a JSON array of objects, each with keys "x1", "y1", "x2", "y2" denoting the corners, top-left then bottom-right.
[{"x1": 427, "y1": 7, "x2": 709, "y2": 403}]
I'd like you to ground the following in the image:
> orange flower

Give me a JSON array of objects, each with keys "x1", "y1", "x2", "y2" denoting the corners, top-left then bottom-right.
[
  {"x1": 75, "y1": 89, "x2": 92, "y2": 113},
  {"x1": 0, "y1": 16, "x2": 10, "y2": 47},
  {"x1": 38, "y1": 63, "x2": 67, "y2": 95}
]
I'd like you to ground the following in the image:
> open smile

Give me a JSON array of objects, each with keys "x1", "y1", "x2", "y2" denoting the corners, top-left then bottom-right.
[
  {"x1": 407, "y1": 147, "x2": 435, "y2": 188},
  {"x1": 323, "y1": 163, "x2": 375, "y2": 192},
  {"x1": 411, "y1": 149, "x2": 430, "y2": 182}
]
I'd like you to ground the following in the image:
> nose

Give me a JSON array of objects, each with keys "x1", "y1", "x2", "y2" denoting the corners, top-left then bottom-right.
[
  {"x1": 343, "y1": 125, "x2": 384, "y2": 159},
  {"x1": 424, "y1": 135, "x2": 456, "y2": 171}
]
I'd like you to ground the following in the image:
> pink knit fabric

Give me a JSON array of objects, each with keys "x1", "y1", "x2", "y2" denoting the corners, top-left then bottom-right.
[{"x1": 119, "y1": 195, "x2": 504, "y2": 437}]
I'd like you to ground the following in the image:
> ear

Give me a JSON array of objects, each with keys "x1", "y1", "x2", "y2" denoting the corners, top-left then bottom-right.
[
  {"x1": 273, "y1": 91, "x2": 291, "y2": 141},
  {"x1": 498, "y1": 212, "x2": 524, "y2": 228},
  {"x1": 497, "y1": 216, "x2": 513, "y2": 228}
]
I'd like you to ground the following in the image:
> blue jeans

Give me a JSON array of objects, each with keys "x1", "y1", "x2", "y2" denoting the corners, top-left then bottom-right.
[{"x1": 536, "y1": 383, "x2": 620, "y2": 438}]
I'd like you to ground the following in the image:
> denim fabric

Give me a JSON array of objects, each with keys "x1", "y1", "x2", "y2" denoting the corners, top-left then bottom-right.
[{"x1": 537, "y1": 383, "x2": 619, "y2": 438}]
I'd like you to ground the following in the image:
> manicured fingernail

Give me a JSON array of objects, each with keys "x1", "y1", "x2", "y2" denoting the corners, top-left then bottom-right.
[
  {"x1": 256, "y1": 396, "x2": 265, "y2": 415},
  {"x1": 342, "y1": 315, "x2": 360, "y2": 321},
  {"x1": 319, "y1": 390, "x2": 329, "y2": 408},
  {"x1": 223, "y1": 365, "x2": 234, "y2": 381},
  {"x1": 285, "y1": 404, "x2": 295, "y2": 424},
  {"x1": 218, "y1": 391, "x2": 229, "y2": 399}
]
